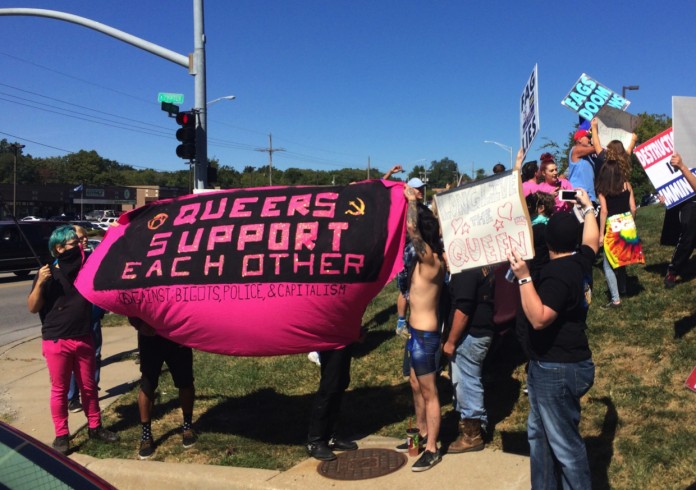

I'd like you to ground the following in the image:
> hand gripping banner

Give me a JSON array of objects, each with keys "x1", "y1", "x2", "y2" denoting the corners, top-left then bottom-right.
[{"x1": 76, "y1": 180, "x2": 406, "y2": 356}]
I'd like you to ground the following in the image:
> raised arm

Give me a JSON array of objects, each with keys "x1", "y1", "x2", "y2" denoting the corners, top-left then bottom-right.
[
  {"x1": 671, "y1": 153, "x2": 696, "y2": 192},
  {"x1": 383, "y1": 164, "x2": 404, "y2": 180},
  {"x1": 576, "y1": 188, "x2": 599, "y2": 254},
  {"x1": 27, "y1": 264, "x2": 51, "y2": 313},
  {"x1": 590, "y1": 118, "x2": 603, "y2": 155},
  {"x1": 513, "y1": 147, "x2": 525, "y2": 172},
  {"x1": 626, "y1": 133, "x2": 638, "y2": 154},
  {"x1": 404, "y1": 186, "x2": 435, "y2": 266}
]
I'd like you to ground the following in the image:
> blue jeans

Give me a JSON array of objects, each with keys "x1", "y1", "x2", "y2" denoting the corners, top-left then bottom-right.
[
  {"x1": 602, "y1": 253, "x2": 626, "y2": 303},
  {"x1": 450, "y1": 333, "x2": 492, "y2": 426},
  {"x1": 527, "y1": 359, "x2": 594, "y2": 490}
]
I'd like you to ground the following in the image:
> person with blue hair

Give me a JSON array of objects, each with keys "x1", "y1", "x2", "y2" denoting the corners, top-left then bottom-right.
[{"x1": 27, "y1": 225, "x2": 118, "y2": 455}]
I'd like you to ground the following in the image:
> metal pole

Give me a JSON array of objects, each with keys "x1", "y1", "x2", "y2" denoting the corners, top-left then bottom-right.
[
  {"x1": 0, "y1": 9, "x2": 188, "y2": 67},
  {"x1": 193, "y1": 0, "x2": 208, "y2": 190},
  {"x1": 13, "y1": 151, "x2": 16, "y2": 216},
  {"x1": 9, "y1": 143, "x2": 24, "y2": 217}
]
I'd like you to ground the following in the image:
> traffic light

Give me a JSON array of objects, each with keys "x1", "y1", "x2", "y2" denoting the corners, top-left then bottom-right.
[{"x1": 175, "y1": 111, "x2": 196, "y2": 160}]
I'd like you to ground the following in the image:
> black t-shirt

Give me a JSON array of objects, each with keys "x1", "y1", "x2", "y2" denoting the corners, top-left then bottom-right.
[
  {"x1": 33, "y1": 268, "x2": 91, "y2": 341},
  {"x1": 529, "y1": 222, "x2": 550, "y2": 283},
  {"x1": 517, "y1": 245, "x2": 595, "y2": 362},
  {"x1": 448, "y1": 267, "x2": 494, "y2": 338}
]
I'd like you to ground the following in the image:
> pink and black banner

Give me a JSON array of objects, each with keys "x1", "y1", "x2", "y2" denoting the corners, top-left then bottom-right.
[{"x1": 76, "y1": 180, "x2": 406, "y2": 356}]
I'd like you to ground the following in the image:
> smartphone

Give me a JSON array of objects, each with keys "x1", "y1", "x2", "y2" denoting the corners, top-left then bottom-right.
[{"x1": 559, "y1": 190, "x2": 578, "y2": 202}]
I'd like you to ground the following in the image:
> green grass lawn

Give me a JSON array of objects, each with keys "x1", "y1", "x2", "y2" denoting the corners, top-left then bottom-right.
[{"x1": 79, "y1": 204, "x2": 696, "y2": 489}]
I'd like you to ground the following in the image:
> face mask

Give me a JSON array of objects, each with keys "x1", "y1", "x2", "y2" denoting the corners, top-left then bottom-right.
[{"x1": 56, "y1": 245, "x2": 84, "y2": 282}]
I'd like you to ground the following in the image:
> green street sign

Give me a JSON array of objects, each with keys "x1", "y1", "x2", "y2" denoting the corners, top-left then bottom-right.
[{"x1": 158, "y1": 92, "x2": 184, "y2": 104}]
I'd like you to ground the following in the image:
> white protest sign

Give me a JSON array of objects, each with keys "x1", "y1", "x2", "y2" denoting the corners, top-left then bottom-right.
[
  {"x1": 561, "y1": 74, "x2": 630, "y2": 120},
  {"x1": 673, "y1": 96, "x2": 696, "y2": 170},
  {"x1": 633, "y1": 128, "x2": 695, "y2": 208},
  {"x1": 520, "y1": 64, "x2": 540, "y2": 160},
  {"x1": 434, "y1": 171, "x2": 533, "y2": 274}
]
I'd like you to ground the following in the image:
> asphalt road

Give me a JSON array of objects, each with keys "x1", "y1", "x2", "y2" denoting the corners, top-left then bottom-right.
[{"x1": 0, "y1": 272, "x2": 41, "y2": 347}]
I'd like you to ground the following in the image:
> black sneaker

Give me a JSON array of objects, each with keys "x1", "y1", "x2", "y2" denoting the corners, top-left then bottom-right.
[
  {"x1": 182, "y1": 428, "x2": 197, "y2": 448},
  {"x1": 600, "y1": 301, "x2": 621, "y2": 310},
  {"x1": 396, "y1": 435, "x2": 427, "y2": 453},
  {"x1": 306, "y1": 441, "x2": 337, "y2": 461},
  {"x1": 52, "y1": 435, "x2": 69, "y2": 455},
  {"x1": 138, "y1": 438, "x2": 155, "y2": 460},
  {"x1": 328, "y1": 437, "x2": 357, "y2": 451},
  {"x1": 411, "y1": 449, "x2": 441, "y2": 472},
  {"x1": 88, "y1": 426, "x2": 120, "y2": 443},
  {"x1": 68, "y1": 398, "x2": 82, "y2": 413}
]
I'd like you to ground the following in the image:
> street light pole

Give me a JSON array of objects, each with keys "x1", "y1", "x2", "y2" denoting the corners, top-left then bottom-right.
[
  {"x1": 9, "y1": 143, "x2": 25, "y2": 217},
  {"x1": 484, "y1": 140, "x2": 512, "y2": 168},
  {"x1": 207, "y1": 95, "x2": 236, "y2": 106},
  {"x1": 622, "y1": 85, "x2": 639, "y2": 99}
]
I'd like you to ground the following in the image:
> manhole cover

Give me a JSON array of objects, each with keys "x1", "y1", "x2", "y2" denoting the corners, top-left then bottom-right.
[{"x1": 318, "y1": 448, "x2": 407, "y2": 480}]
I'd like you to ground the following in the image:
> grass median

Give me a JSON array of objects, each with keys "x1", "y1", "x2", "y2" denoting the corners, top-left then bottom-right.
[{"x1": 79, "y1": 203, "x2": 696, "y2": 489}]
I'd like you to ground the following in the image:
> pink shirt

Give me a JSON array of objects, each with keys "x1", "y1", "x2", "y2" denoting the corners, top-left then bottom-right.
[
  {"x1": 522, "y1": 180, "x2": 538, "y2": 197},
  {"x1": 536, "y1": 179, "x2": 573, "y2": 212}
]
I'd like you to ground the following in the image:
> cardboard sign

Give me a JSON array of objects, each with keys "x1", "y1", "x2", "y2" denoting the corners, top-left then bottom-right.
[
  {"x1": 434, "y1": 171, "x2": 533, "y2": 274},
  {"x1": 596, "y1": 105, "x2": 640, "y2": 150},
  {"x1": 520, "y1": 64, "x2": 540, "y2": 159},
  {"x1": 633, "y1": 128, "x2": 695, "y2": 208},
  {"x1": 561, "y1": 74, "x2": 630, "y2": 120},
  {"x1": 75, "y1": 180, "x2": 407, "y2": 356}
]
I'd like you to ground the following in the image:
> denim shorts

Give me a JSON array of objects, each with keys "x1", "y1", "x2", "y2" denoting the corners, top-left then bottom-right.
[{"x1": 407, "y1": 326, "x2": 441, "y2": 377}]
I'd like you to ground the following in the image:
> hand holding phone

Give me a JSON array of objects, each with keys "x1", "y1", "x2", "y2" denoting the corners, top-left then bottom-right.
[{"x1": 559, "y1": 190, "x2": 577, "y2": 202}]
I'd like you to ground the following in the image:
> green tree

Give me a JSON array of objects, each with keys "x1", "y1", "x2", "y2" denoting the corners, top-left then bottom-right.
[{"x1": 428, "y1": 157, "x2": 459, "y2": 188}]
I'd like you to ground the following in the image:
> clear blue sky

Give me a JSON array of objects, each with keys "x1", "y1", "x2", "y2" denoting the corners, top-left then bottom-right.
[{"x1": 1, "y1": 1, "x2": 694, "y2": 179}]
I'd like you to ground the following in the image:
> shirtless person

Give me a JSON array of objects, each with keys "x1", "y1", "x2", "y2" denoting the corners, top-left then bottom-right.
[{"x1": 402, "y1": 184, "x2": 446, "y2": 472}]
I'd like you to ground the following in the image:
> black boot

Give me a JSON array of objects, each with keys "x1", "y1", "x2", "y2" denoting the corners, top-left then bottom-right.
[{"x1": 306, "y1": 440, "x2": 337, "y2": 461}]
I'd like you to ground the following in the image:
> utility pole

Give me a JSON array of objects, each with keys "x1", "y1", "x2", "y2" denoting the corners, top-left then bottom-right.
[
  {"x1": 255, "y1": 133, "x2": 285, "y2": 186},
  {"x1": 367, "y1": 156, "x2": 371, "y2": 179},
  {"x1": 9, "y1": 143, "x2": 25, "y2": 217}
]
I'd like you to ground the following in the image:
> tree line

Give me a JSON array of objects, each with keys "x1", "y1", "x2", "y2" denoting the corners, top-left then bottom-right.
[{"x1": 0, "y1": 111, "x2": 669, "y2": 199}]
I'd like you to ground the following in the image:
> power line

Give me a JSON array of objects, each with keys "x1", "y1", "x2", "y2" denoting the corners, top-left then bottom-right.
[{"x1": 0, "y1": 52, "x2": 381, "y2": 170}]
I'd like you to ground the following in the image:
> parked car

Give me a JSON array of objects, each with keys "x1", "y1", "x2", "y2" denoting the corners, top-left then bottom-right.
[
  {"x1": 70, "y1": 220, "x2": 100, "y2": 232},
  {"x1": 640, "y1": 193, "x2": 660, "y2": 207},
  {"x1": 0, "y1": 221, "x2": 62, "y2": 276},
  {"x1": 20, "y1": 216, "x2": 42, "y2": 221},
  {"x1": 86, "y1": 238, "x2": 102, "y2": 251},
  {"x1": 85, "y1": 210, "x2": 118, "y2": 221},
  {"x1": 0, "y1": 421, "x2": 115, "y2": 489}
]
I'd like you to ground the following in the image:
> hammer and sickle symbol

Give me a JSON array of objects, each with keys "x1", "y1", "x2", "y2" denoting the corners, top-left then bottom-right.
[
  {"x1": 345, "y1": 197, "x2": 366, "y2": 216},
  {"x1": 148, "y1": 213, "x2": 169, "y2": 230}
]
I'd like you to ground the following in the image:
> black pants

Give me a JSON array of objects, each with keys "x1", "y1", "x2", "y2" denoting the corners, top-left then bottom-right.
[
  {"x1": 669, "y1": 200, "x2": 696, "y2": 275},
  {"x1": 306, "y1": 345, "x2": 353, "y2": 444}
]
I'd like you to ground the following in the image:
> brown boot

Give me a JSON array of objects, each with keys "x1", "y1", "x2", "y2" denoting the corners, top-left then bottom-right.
[{"x1": 448, "y1": 418, "x2": 485, "y2": 454}]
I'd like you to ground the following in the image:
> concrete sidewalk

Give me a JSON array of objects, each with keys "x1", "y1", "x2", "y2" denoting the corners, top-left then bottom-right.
[{"x1": 0, "y1": 326, "x2": 531, "y2": 489}]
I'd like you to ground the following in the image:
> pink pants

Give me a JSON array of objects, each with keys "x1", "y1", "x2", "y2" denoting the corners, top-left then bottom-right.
[{"x1": 42, "y1": 336, "x2": 101, "y2": 437}]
